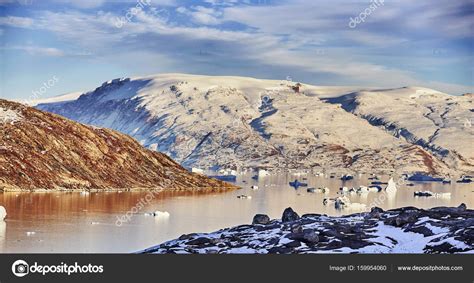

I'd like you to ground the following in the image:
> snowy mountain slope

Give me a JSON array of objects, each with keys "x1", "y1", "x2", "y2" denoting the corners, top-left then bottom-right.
[
  {"x1": 324, "y1": 87, "x2": 474, "y2": 173},
  {"x1": 36, "y1": 74, "x2": 469, "y2": 175}
]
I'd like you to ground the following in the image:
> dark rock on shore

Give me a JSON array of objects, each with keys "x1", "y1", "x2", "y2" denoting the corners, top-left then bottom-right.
[
  {"x1": 252, "y1": 214, "x2": 270, "y2": 225},
  {"x1": 282, "y1": 207, "x2": 300, "y2": 222}
]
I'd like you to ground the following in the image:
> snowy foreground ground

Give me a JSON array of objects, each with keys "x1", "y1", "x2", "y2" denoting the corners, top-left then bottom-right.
[{"x1": 140, "y1": 205, "x2": 473, "y2": 254}]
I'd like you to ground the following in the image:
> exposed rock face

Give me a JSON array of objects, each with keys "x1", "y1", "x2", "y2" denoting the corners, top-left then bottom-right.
[
  {"x1": 0, "y1": 99, "x2": 237, "y2": 191},
  {"x1": 141, "y1": 204, "x2": 473, "y2": 254},
  {"x1": 35, "y1": 74, "x2": 472, "y2": 175}
]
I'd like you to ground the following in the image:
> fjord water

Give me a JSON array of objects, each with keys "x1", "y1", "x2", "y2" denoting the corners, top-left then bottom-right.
[{"x1": 0, "y1": 174, "x2": 472, "y2": 253}]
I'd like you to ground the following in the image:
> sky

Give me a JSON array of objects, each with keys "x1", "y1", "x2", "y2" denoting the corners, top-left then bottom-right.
[{"x1": 0, "y1": 0, "x2": 473, "y2": 101}]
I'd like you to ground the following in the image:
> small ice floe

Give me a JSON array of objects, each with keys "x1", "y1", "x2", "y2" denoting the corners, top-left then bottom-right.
[
  {"x1": 368, "y1": 186, "x2": 382, "y2": 192},
  {"x1": 237, "y1": 195, "x2": 252, "y2": 199},
  {"x1": 307, "y1": 187, "x2": 329, "y2": 194},
  {"x1": 385, "y1": 177, "x2": 397, "y2": 194},
  {"x1": 152, "y1": 211, "x2": 170, "y2": 218},
  {"x1": 191, "y1": 168, "x2": 205, "y2": 174},
  {"x1": 335, "y1": 196, "x2": 366, "y2": 210},
  {"x1": 414, "y1": 191, "x2": 451, "y2": 198},
  {"x1": 339, "y1": 186, "x2": 350, "y2": 192},
  {"x1": 436, "y1": 192, "x2": 451, "y2": 198},
  {"x1": 258, "y1": 169, "x2": 270, "y2": 177},
  {"x1": 26, "y1": 231, "x2": 36, "y2": 236},
  {"x1": 0, "y1": 206, "x2": 6, "y2": 221},
  {"x1": 251, "y1": 185, "x2": 259, "y2": 190},
  {"x1": 324, "y1": 196, "x2": 366, "y2": 210}
]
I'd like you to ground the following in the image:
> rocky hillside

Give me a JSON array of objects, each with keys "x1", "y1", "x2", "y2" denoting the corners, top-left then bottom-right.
[
  {"x1": 141, "y1": 205, "x2": 473, "y2": 254},
  {"x1": 0, "y1": 99, "x2": 237, "y2": 191},
  {"x1": 36, "y1": 74, "x2": 473, "y2": 176}
]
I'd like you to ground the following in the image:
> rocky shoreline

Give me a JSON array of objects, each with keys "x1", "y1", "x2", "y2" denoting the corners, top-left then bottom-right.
[
  {"x1": 0, "y1": 186, "x2": 236, "y2": 193},
  {"x1": 141, "y1": 204, "x2": 473, "y2": 254}
]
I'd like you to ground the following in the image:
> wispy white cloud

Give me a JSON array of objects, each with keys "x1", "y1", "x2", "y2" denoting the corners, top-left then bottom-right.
[
  {"x1": 0, "y1": 16, "x2": 34, "y2": 28},
  {"x1": 0, "y1": 45, "x2": 93, "y2": 56},
  {"x1": 0, "y1": 0, "x2": 472, "y2": 95}
]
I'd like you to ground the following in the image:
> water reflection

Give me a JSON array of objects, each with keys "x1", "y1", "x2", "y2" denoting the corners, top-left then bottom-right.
[{"x1": 0, "y1": 173, "x2": 472, "y2": 253}]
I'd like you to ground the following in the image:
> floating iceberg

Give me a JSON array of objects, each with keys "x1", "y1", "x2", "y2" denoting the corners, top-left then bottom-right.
[
  {"x1": 0, "y1": 206, "x2": 6, "y2": 221},
  {"x1": 385, "y1": 178, "x2": 397, "y2": 194}
]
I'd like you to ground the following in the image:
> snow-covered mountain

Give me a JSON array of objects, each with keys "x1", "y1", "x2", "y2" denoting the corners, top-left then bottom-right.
[
  {"x1": 36, "y1": 74, "x2": 473, "y2": 175},
  {"x1": 324, "y1": 88, "x2": 474, "y2": 174}
]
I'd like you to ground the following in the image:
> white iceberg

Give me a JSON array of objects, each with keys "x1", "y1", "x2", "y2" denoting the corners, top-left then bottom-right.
[
  {"x1": 0, "y1": 206, "x2": 6, "y2": 221},
  {"x1": 153, "y1": 211, "x2": 170, "y2": 218},
  {"x1": 385, "y1": 177, "x2": 397, "y2": 194}
]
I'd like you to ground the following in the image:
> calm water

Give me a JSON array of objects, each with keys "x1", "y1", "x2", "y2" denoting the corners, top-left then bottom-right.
[{"x1": 0, "y1": 173, "x2": 472, "y2": 253}]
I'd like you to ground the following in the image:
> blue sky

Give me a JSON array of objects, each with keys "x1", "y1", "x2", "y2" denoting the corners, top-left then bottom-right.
[{"x1": 0, "y1": 0, "x2": 473, "y2": 100}]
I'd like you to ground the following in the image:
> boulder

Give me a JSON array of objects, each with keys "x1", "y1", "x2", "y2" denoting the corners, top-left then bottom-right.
[
  {"x1": 301, "y1": 229, "x2": 319, "y2": 244},
  {"x1": 458, "y1": 203, "x2": 467, "y2": 212},
  {"x1": 186, "y1": 237, "x2": 213, "y2": 246},
  {"x1": 282, "y1": 207, "x2": 300, "y2": 222},
  {"x1": 395, "y1": 212, "x2": 419, "y2": 227},
  {"x1": 369, "y1": 207, "x2": 384, "y2": 219},
  {"x1": 288, "y1": 228, "x2": 319, "y2": 244},
  {"x1": 252, "y1": 214, "x2": 270, "y2": 225}
]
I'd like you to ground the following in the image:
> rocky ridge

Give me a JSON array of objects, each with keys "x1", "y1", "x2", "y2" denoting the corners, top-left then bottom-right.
[{"x1": 0, "y1": 99, "x2": 237, "y2": 191}]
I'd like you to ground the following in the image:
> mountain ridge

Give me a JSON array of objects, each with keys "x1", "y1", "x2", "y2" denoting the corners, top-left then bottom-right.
[{"x1": 35, "y1": 73, "x2": 473, "y2": 176}]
